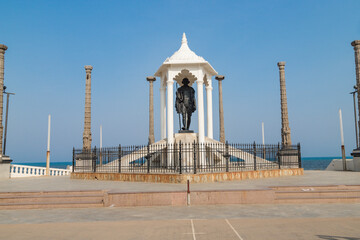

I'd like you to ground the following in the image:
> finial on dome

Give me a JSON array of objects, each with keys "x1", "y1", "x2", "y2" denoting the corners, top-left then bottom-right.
[{"x1": 182, "y1": 33, "x2": 187, "y2": 45}]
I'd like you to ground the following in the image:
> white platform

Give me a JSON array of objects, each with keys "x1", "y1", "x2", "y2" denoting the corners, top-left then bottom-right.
[{"x1": 326, "y1": 158, "x2": 360, "y2": 171}]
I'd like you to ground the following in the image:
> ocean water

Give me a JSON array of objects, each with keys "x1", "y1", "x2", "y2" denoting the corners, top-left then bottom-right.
[
  {"x1": 301, "y1": 157, "x2": 342, "y2": 170},
  {"x1": 14, "y1": 162, "x2": 72, "y2": 169},
  {"x1": 13, "y1": 157, "x2": 342, "y2": 170}
]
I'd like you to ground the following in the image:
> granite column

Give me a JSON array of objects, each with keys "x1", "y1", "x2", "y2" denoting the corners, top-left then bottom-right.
[
  {"x1": 83, "y1": 65, "x2": 93, "y2": 151},
  {"x1": 277, "y1": 62, "x2": 292, "y2": 147},
  {"x1": 147, "y1": 76, "x2": 156, "y2": 144},
  {"x1": 0, "y1": 44, "x2": 8, "y2": 156},
  {"x1": 352, "y1": 41, "x2": 360, "y2": 147},
  {"x1": 215, "y1": 75, "x2": 225, "y2": 143}
]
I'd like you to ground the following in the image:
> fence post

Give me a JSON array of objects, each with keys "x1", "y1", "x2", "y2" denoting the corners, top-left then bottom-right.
[
  {"x1": 93, "y1": 146, "x2": 97, "y2": 173},
  {"x1": 225, "y1": 141, "x2": 229, "y2": 172},
  {"x1": 147, "y1": 143, "x2": 150, "y2": 173},
  {"x1": 193, "y1": 141, "x2": 197, "y2": 174},
  {"x1": 72, "y1": 147, "x2": 75, "y2": 173},
  {"x1": 277, "y1": 143, "x2": 281, "y2": 169},
  {"x1": 118, "y1": 144, "x2": 121, "y2": 173},
  {"x1": 297, "y1": 143, "x2": 302, "y2": 168},
  {"x1": 179, "y1": 141, "x2": 182, "y2": 174},
  {"x1": 253, "y1": 142, "x2": 257, "y2": 171}
]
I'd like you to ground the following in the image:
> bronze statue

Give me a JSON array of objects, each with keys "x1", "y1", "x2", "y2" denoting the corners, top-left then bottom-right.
[{"x1": 176, "y1": 78, "x2": 196, "y2": 131}]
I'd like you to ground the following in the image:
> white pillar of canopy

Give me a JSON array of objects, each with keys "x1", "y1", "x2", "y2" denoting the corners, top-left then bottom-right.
[
  {"x1": 205, "y1": 75, "x2": 213, "y2": 139},
  {"x1": 154, "y1": 33, "x2": 218, "y2": 144},
  {"x1": 166, "y1": 71, "x2": 175, "y2": 144},
  {"x1": 196, "y1": 70, "x2": 205, "y2": 145},
  {"x1": 160, "y1": 74, "x2": 167, "y2": 140}
]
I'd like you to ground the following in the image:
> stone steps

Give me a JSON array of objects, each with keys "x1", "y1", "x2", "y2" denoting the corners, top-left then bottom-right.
[
  {"x1": 275, "y1": 197, "x2": 360, "y2": 204},
  {"x1": 275, "y1": 190, "x2": 360, "y2": 198},
  {"x1": 274, "y1": 185, "x2": 360, "y2": 204},
  {"x1": 0, "y1": 190, "x2": 105, "y2": 209},
  {"x1": 0, "y1": 202, "x2": 104, "y2": 210},
  {"x1": 0, "y1": 190, "x2": 104, "y2": 197},
  {"x1": 271, "y1": 185, "x2": 360, "y2": 191}
]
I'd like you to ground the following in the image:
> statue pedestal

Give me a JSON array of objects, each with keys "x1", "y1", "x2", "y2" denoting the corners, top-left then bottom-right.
[
  {"x1": 174, "y1": 133, "x2": 198, "y2": 172},
  {"x1": 174, "y1": 132, "x2": 197, "y2": 144},
  {"x1": 178, "y1": 130, "x2": 194, "y2": 133}
]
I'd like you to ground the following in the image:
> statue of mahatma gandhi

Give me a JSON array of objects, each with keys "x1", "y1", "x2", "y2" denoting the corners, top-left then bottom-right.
[{"x1": 175, "y1": 78, "x2": 196, "y2": 131}]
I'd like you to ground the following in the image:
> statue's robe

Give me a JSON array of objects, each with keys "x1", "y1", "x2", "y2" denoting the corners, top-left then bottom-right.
[{"x1": 176, "y1": 85, "x2": 196, "y2": 130}]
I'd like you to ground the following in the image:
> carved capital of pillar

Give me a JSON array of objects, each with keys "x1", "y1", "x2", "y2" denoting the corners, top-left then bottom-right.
[
  {"x1": 0, "y1": 44, "x2": 8, "y2": 54},
  {"x1": 277, "y1": 61, "x2": 286, "y2": 69},
  {"x1": 85, "y1": 65, "x2": 93, "y2": 73},
  {"x1": 196, "y1": 79, "x2": 204, "y2": 85},
  {"x1": 146, "y1": 76, "x2": 156, "y2": 82},
  {"x1": 351, "y1": 40, "x2": 360, "y2": 50},
  {"x1": 215, "y1": 75, "x2": 225, "y2": 81}
]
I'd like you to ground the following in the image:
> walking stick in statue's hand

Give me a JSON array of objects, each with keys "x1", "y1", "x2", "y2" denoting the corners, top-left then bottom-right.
[{"x1": 176, "y1": 82, "x2": 181, "y2": 131}]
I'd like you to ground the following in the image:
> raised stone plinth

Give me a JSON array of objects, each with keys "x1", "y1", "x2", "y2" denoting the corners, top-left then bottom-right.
[{"x1": 71, "y1": 168, "x2": 304, "y2": 184}]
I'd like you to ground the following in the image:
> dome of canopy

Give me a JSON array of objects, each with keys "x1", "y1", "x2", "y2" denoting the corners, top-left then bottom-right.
[
  {"x1": 155, "y1": 33, "x2": 217, "y2": 77},
  {"x1": 164, "y1": 33, "x2": 206, "y2": 64}
]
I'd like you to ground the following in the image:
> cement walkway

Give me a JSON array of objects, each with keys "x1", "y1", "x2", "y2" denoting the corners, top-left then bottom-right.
[
  {"x1": 1, "y1": 170, "x2": 360, "y2": 239},
  {"x1": 2, "y1": 217, "x2": 360, "y2": 240},
  {"x1": 0, "y1": 204, "x2": 359, "y2": 239},
  {"x1": 0, "y1": 170, "x2": 359, "y2": 193}
]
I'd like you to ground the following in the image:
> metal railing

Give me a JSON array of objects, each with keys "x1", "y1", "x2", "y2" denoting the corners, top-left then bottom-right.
[{"x1": 73, "y1": 142, "x2": 301, "y2": 174}]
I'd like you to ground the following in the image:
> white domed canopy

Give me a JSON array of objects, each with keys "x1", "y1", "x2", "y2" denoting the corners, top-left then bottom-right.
[
  {"x1": 155, "y1": 33, "x2": 217, "y2": 77},
  {"x1": 154, "y1": 33, "x2": 218, "y2": 152}
]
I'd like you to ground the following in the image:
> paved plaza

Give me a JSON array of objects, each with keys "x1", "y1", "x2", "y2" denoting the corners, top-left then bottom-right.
[
  {"x1": 0, "y1": 170, "x2": 359, "y2": 239},
  {"x1": 0, "y1": 204, "x2": 359, "y2": 239}
]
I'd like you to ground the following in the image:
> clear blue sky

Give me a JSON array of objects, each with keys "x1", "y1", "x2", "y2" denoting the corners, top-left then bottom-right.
[{"x1": 1, "y1": 0, "x2": 360, "y2": 162}]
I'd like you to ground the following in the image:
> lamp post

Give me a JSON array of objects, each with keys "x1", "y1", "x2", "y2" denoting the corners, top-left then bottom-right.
[
  {"x1": 350, "y1": 85, "x2": 359, "y2": 149},
  {"x1": 2, "y1": 86, "x2": 14, "y2": 156}
]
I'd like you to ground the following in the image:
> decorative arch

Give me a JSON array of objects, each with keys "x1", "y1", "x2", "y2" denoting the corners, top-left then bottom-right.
[{"x1": 173, "y1": 69, "x2": 197, "y2": 86}]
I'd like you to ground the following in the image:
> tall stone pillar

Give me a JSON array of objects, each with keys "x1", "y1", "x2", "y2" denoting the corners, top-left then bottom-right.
[
  {"x1": 351, "y1": 41, "x2": 360, "y2": 171},
  {"x1": 147, "y1": 76, "x2": 156, "y2": 144},
  {"x1": 0, "y1": 44, "x2": 7, "y2": 156},
  {"x1": 277, "y1": 62, "x2": 292, "y2": 147},
  {"x1": 83, "y1": 65, "x2": 93, "y2": 151},
  {"x1": 352, "y1": 41, "x2": 360, "y2": 147},
  {"x1": 215, "y1": 75, "x2": 225, "y2": 143}
]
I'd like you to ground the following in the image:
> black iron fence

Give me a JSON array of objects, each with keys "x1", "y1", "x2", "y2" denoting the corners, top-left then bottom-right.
[{"x1": 73, "y1": 142, "x2": 301, "y2": 174}]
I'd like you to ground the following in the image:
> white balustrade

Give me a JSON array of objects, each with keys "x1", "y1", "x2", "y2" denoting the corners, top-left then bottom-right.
[{"x1": 10, "y1": 164, "x2": 71, "y2": 178}]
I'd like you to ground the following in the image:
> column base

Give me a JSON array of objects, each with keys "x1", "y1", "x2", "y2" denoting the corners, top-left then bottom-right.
[
  {"x1": 279, "y1": 148, "x2": 299, "y2": 168},
  {"x1": 0, "y1": 155, "x2": 12, "y2": 179},
  {"x1": 351, "y1": 149, "x2": 360, "y2": 171},
  {"x1": 351, "y1": 148, "x2": 360, "y2": 157}
]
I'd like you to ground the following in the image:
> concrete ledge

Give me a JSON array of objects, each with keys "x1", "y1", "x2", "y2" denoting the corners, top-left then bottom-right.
[
  {"x1": 190, "y1": 189, "x2": 275, "y2": 205},
  {"x1": 106, "y1": 191, "x2": 187, "y2": 207},
  {"x1": 71, "y1": 168, "x2": 304, "y2": 184}
]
